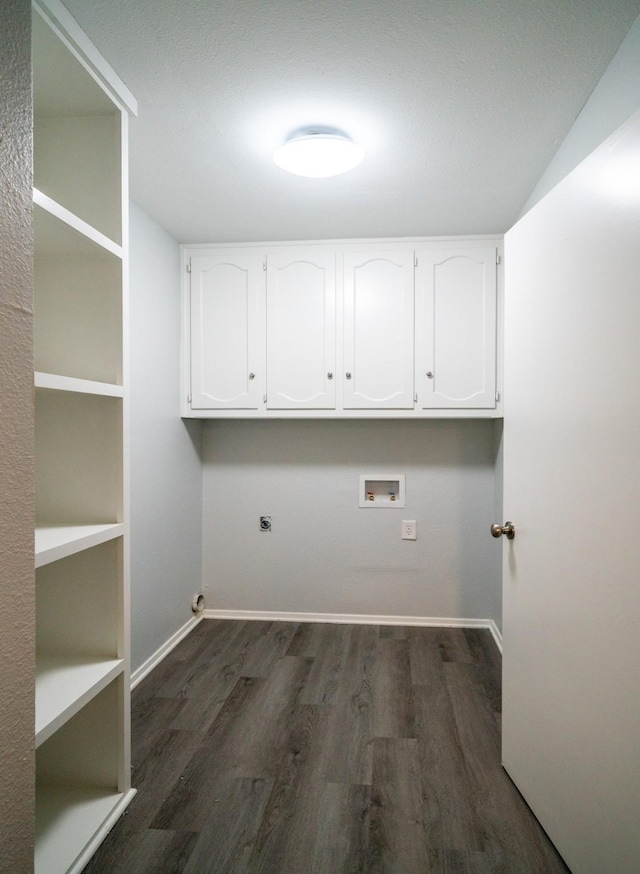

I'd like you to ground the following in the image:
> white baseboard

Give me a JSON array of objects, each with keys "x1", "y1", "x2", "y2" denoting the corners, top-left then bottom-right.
[
  {"x1": 68, "y1": 788, "x2": 137, "y2": 874},
  {"x1": 131, "y1": 615, "x2": 203, "y2": 689},
  {"x1": 203, "y1": 608, "x2": 503, "y2": 652},
  {"x1": 130, "y1": 612, "x2": 502, "y2": 690},
  {"x1": 487, "y1": 619, "x2": 503, "y2": 653}
]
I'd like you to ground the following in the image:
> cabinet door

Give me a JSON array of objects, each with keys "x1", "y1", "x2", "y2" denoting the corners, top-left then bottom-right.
[
  {"x1": 266, "y1": 250, "x2": 336, "y2": 409},
  {"x1": 190, "y1": 252, "x2": 262, "y2": 409},
  {"x1": 343, "y1": 249, "x2": 415, "y2": 409},
  {"x1": 416, "y1": 246, "x2": 497, "y2": 409}
]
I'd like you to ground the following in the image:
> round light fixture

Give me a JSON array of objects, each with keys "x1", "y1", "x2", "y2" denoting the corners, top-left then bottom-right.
[{"x1": 273, "y1": 129, "x2": 364, "y2": 178}]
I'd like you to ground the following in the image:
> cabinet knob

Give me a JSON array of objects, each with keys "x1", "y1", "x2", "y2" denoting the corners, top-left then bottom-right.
[
  {"x1": 346, "y1": 372, "x2": 352, "y2": 380},
  {"x1": 327, "y1": 372, "x2": 333, "y2": 379},
  {"x1": 249, "y1": 372, "x2": 255, "y2": 380},
  {"x1": 426, "y1": 371, "x2": 434, "y2": 379}
]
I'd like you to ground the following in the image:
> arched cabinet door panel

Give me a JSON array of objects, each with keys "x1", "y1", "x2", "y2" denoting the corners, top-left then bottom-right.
[
  {"x1": 416, "y1": 246, "x2": 497, "y2": 409},
  {"x1": 190, "y1": 252, "x2": 262, "y2": 409},
  {"x1": 343, "y1": 249, "x2": 415, "y2": 409},
  {"x1": 266, "y1": 249, "x2": 336, "y2": 410}
]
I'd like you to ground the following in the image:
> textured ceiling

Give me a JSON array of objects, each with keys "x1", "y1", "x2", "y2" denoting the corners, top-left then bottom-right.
[{"x1": 60, "y1": 0, "x2": 640, "y2": 243}]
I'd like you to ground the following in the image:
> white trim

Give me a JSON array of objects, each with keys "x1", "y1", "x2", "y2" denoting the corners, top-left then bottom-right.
[
  {"x1": 183, "y1": 407, "x2": 503, "y2": 420},
  {"x1": 487, "y1": 619, "x2": 503, "y2": 654},
  {"x1": 33, "y1": 0, "x2": 138, "y2": 116},
  {"x1": 66, "y1": 789, "x2": 137, "y2": 874},
  {"x1": 182, "y1": 234, "x2": 503, "y2": 251},
  {"x1": 130, "y1": 613, "x2": 502, "y2": 692},
  {"x1": 130, "y1": 616, "x2": 202, "y2": 689},
  {"x1": 203, "y1": 608, "x2": 502, "y2": 650}
]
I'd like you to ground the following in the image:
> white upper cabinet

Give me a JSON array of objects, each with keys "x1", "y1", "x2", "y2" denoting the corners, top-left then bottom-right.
[
  {"x1": 266, "y1": 249, "x2": 336, "y2": 409},
  {"x1": 416, "y1": 245, "x2": 498, "y2": 409},
  {"x1": 190, "y1": 251, "x2": 263, "y2": 409},
  {"x1": 183, "y1": 239, "x2": 502, "y2": 418},
  {"x1": 343, "y1": 249, "x2": 415, "y2": 409}
]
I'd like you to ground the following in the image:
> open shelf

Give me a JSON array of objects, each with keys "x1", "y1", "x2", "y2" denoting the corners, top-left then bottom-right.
[
  {"x1": 33, "y1": 9, "x2": 122, "y2": 244},
  {"x1": 33, "y1": 117, "x2": 121, "y2": 246},
  {"x1": 36, "y1": 656, "x2": 124, "y2": 747},
  {"x1": 36, "y1": 678, "x2": 135, "y2": 874},
  {"x1": 35, "y1": 522, "x2": 124, "y2": 567},
  {"x1": 34, "y1": 189, "x2": 122, "y2": 257},
  {"x1": 35, "y1": 786, "x2": 135, "y2": 874},
  {"x1": 35, "y1": 390, "x2": 122, "y2": 527},
  {"x1": 36, "y1": 538, "x2": 124, "y2": 745},
  {"x1": 34, "y1": 201, "x2": 123, "y2": 385},
  {"x1": 35, "y1": 373, "x2": 123, "y2": 398}
]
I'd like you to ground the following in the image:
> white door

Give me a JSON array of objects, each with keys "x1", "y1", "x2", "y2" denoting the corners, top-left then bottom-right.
[
  {"x1": 343, "y1": 248, "x2": 414, "y2": 409},
  {"x1": 501, "y1": 113, "x2": 640, "y2": 874},
  {"x1": 416, "y1": 245, "x2": 497, "y2": 409},
  {"x1": 190, "y1": 252, "x2": 262, "y2": 409},
  {"x1": 266, "y1": 249, "x2": 336, "y2": 409}
]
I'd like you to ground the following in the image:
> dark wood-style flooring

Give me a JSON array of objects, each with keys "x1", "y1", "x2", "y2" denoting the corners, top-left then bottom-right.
[{"x1": 85, "y1": 620, "x2": 570, "y2": 873}]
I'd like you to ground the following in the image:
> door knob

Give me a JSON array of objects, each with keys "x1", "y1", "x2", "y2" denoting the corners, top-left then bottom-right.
[{"x1": 491, "y1": 521, "x2": 515, "y2": 540}]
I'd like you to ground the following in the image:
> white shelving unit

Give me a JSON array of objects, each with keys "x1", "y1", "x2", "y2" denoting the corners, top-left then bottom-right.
[{"x1": 32, "y1": 1, "x2": 137, "y2": 871}]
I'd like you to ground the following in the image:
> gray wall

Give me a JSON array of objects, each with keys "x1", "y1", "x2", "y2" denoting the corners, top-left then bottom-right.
[
  {"x1": 522, "y1": 11, "x2": 640, "y2": 212},
  {"x1": 129, "y1": 204, "x2": 203, "y2": 671},
  {"x1": 202, "y1": 419, "x2": 501, "y2": 625},
  {"x1": 0, "y1": 0, "x2": 35, "y2": 869}
]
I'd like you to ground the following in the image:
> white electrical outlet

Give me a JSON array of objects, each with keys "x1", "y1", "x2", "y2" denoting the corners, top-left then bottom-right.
[{"x1": 402, "y1": 520, "x2": 417, "y2": 540}]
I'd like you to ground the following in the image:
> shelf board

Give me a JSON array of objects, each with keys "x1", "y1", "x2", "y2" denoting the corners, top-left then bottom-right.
[
  {"x1": 35, "y1": 523, "x2": 124, "y2": 568},
  {"x1": 35, "y1": 785, "x2": 136, "y2": 874},
  {"x1": 36, "y1": 655, "x2": 124, "y2": 747},
  {"x1": 35, "y1": 372, "x2": 123, "y2": 398},
  {"x1": 34, "y1": 188, "x2": 122, "y2": 258}
]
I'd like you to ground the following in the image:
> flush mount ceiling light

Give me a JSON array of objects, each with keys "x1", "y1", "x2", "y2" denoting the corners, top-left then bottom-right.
[{"x1": 273, "y1": 128, "x2": 364, "y2": 178}]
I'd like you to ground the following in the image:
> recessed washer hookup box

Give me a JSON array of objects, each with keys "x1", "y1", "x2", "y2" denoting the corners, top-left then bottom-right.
[{"x1": 359, "y1": 474, "x2": 405, "y2": 508}]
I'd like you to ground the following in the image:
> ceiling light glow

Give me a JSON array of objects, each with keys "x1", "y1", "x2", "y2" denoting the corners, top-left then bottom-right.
[
  {"x1": 600, "y1": 155, "x2": 640, "y2": 201},
  {"x1": 273, "y1": 130, "x2": 364, "y2": 178}
]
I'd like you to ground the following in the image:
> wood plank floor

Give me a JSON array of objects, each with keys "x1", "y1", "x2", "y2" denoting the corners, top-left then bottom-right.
[{"x1": 85, "y1": 620, "x2": 571, "y2": 873}]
